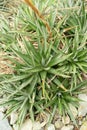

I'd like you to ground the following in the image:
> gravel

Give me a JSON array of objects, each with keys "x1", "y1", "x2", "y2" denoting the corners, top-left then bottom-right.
[
  {"x1": 0, "y1": 112, "x2": 12, "y2": 130},
  {"x1": 1, "y1": 94, "x2": 87, "y2": 130}
]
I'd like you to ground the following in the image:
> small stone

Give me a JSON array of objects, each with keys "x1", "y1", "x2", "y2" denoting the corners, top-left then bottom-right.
[
  {"x1": 21, "y1": 119, "x2": 32, "y2": 130},
  {"x1": 80, "y1": 121, "x2": 87, "y2": 130},
  {"x1": 61, "y1": 125, "x2": 74, "y2": 130},
  {"x1": 69, "y1": 104, "x2": 78, "y2": 118},
  {"x1": 55, "y1": 120, "x2": 63, "y2": 128},
  {"x1": 0, "y1": 112, "x2": 12, "y2": 130},
  {"x1": 33, "y1": 121, "x2": 42, "y2": 130},
  {"x1": 46, "y1": 124, "x2": 55, "y2": 130},
  {"x1": 62, "y1": 115, "x2": 70, "y2": 125},
  {"x1": 13, "y1": 124, "x2": 19, "y2": 130},
  {"x1": 10, "y1": 112, "x2": 18, "y2": 125},
  {"x1": 78, "y1": 94, "x2": 87, "y2": 117},
  {"x1": 13, "y1": 121, "x2": 44, "y2": 130}
]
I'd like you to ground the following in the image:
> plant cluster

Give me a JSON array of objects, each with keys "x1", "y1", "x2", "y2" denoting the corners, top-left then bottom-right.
[{"x1": 0, "y1": 0, "x2": 87, "y2": 128}]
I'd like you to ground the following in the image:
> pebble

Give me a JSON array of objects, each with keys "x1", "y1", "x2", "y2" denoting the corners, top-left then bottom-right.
[
  {"x1": 10, "y1": 112, "x2": 18, "y2": 125},
  {"x1": 55, "y1": 120, "x2": 63, "y2": 128},
  {"x1": 13, "y1": 120, "x2": 50, "y2": 130},
  {"x1": 0, "y1": 112, "x2": 12, "y2": 130},
  {"x1": 78, "y1": 94, "x2": 87, "y2": 117},
  {"x1": 13, "y1": 124, "x2": 19, "y2": 130},
  {"x1": 12, "y1": 120, "x2": 32, "y2": 130},
  {"x1": 46, "y1": 124, "x2": 55, "y2": 130},
  {"x1": 21, "y1": 119, "x2": 32, "y2": 130},
  {"x1": 62, "y1": 115, "x2": 70, "y2": 125},
  {"x1": 61, "y1": 125, "x2": 74, "y2": 130},
  {"x1": 80, "y1": 121, "x2": 87, "y2": 130},
  {"x1": 33, "y1": 121, "x2": 42, "y2": 130}
]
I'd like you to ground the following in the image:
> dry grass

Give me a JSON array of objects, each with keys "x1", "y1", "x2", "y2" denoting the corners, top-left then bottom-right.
[
  {"x1": 0, "y1": 0, "x2": 22, "y2": 17},
  {"x1": 0, "y1": 52, "x2": 13, "y2": 74},
  {"x1": 0, "y1": 0, "x2": 23, "y2": 74}
]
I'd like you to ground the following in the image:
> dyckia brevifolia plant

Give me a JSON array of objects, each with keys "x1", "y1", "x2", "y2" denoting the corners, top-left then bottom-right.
[{"x1": 0, "y1": 0, "x2": 87, "y2": 129}]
